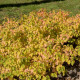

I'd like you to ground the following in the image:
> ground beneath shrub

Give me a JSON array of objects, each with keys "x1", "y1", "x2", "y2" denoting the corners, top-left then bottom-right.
[{"x1": 52, "y1": 60, "x2": 80, "y2": 80}]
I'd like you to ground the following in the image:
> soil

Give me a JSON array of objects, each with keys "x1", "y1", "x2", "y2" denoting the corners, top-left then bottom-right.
[{"x1": 51, "y1": 60, "x2": 80, "y2": 80}]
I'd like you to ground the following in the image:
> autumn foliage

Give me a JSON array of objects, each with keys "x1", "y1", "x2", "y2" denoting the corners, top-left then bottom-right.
[{"x1": 0, "y1": 9, "x2": 80, "y2": 80}]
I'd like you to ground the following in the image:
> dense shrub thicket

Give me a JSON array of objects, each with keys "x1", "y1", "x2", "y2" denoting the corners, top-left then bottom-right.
[{"x1": 0, "y1": 9, "x2": 80, "y2": 80}]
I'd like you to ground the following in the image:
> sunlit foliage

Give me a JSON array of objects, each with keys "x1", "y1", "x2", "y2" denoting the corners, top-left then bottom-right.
[{"x1": 0, "y1": 9, "x2": 80, "y2": 80}]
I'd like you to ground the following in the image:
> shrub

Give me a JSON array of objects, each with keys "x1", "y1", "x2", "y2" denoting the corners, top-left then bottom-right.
[{"x1": 0, "y1": 9, "x2": 80, "y2": 80}]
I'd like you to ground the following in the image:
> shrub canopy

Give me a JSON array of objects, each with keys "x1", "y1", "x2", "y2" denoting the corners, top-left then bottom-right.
[{"x1": 0, "y1": 9, "x2": 80, "y2": 80}]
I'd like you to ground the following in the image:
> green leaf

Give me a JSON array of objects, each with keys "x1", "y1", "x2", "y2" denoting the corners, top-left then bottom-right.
[
  {"x1": 38, "y1": 75, "x2": 41, "y2": 80},
  {"x1": 71, "y1": 60, "x2": 75, "y2": 66},
  {"x1": 42, "y1": 76, "x2": 47, "y2": 80},
  {"x1": 37, "y1": 68, "x2": 41, "y2": 73},
  {"x1": 61, "y1": 54, "x2": 65, "y2": 62},
  {"x1": 78, "y1": 51, "x2": 80, "y2": 56},
  {"x1": 46, "y1": 75, "x2": 50, "y2": 80},
  {"x1": 51, "y1": 73, "x2": 57, "y2": 78},
  {"x1": 56, "y1": 65, "x2": 65, "y2": 74},
  {"x1": 61, "y1": 66, "x2": 65, "y2": 76},
  {"x1": 56, "y1": 65, "x2": 61, "y2": 73},
  {"x1": 20, "y1": 64, "x2": 25, "y2": 71},
  {"x1": 67, "y1": 60, "x2": 70, "y2": 65},
  {"x1": 61, "y1": 66, "x2": 65, "y2": 71}
]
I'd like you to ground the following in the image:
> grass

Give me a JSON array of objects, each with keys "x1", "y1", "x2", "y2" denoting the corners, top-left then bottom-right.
[{"x1": 0, "y1": 0, "x2": 80, "y2": 23}]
